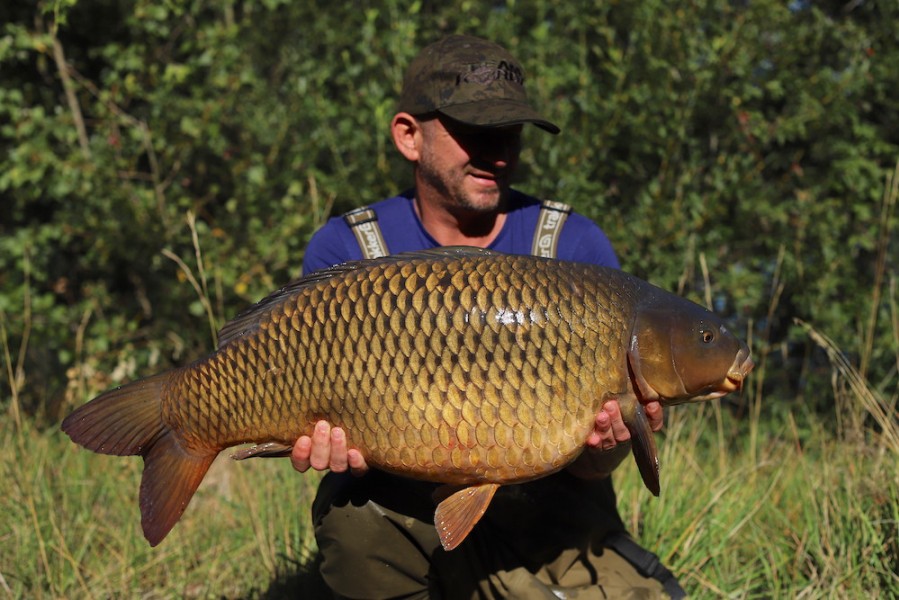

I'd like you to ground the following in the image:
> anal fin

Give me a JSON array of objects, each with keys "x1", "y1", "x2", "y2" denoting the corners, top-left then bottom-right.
[{"x1": 434, "y1": 483, "x2": 500, "y2": 551}]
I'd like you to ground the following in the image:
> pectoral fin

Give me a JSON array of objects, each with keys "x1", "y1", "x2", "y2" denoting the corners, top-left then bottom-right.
[
  {"x1": 230, "y1": 442, "x2": 294, "y2": 460},
  {"x1": 624, "y1": 348, "x2": 662, "y2": 496},
  {"x1": 434, "y1": 483, "x2": 500, "y2": 551},
  {"x1": 625, "y1": 402, "x2": 660, "y2": 496}
]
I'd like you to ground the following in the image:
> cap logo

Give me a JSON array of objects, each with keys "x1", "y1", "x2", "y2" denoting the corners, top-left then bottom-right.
[
  {"x1": 397, "y1": 35, "x2": 558, "y2": 133},
  {"x1": 456, "y1": 60, "x2": 524, "y2": 87}
]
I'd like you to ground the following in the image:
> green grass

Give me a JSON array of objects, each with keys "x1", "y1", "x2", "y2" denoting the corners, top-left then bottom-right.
[
  {"x1": 3, "y1": 384, "x2": 895, "y2": 598},
  {"x1": 615, "y1": 401, "x2": 898, "y2": 598},
  {"x1": 1, "y1": 421, "x2": 328, "y2": 599}
]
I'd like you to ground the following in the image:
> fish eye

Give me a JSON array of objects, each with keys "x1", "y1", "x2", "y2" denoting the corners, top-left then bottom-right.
[{"x1": 701, "y1": 329, "x2": 715, "y2": 343}]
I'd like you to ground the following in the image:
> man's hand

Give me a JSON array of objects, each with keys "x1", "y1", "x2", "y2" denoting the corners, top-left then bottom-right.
[
  {"x1": 291, "y1": 420, "x2": 369, "y2": 476},
  {"x1": 567, "y1": 399, "x2": 664, "y2": 479},
  {"x1": 584, "y1": 399, "x2": 663, "y2": 449}
]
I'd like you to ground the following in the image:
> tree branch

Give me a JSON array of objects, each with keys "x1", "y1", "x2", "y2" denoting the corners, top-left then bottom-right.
[{"x1": 49, "y1": 32, "x2": 91, "y2": 159}]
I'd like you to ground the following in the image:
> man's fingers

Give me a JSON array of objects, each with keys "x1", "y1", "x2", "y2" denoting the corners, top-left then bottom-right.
[
  {"x1": 329, "y1": 427, "x2": 349, "y2": 473},
  {"x1": 308, "y1": 420, "x2": 332, "y2": 470},
  {"x1": 329, "y1": 427, "x2": 369, "y2": 475},
  {"x1": 584, "y1": 400, "x2": 631, "y2": 450},
  {"x1": 585, "y1": 409, "x2": 608, "y2": 448},
  {"x1": 347, "y1": 449, "x2": 369, "y2": 476},
  {"x1": 605, "y1": 401, "x2": 631, "y2": 443},
  {"x1": 290, "y1": 420, "x2": 368, "y2": 475},
  {"x1": 580, "y1": 398, "x2": 663, "y2": 456},
  {"x1": 291, "y1": 435, "x2": 313, "y2": 472},
  {"x1": 644, "y1": 401, "x2": 664, "y2": 432}
]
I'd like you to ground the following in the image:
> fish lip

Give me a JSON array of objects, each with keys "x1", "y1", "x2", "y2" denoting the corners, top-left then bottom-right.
[
  {"x1": 721, "y1": 376, "x2": 742, "y2": 393},
  {"x1": 723, "y1": 350, "x2": 755, "y2": 392},
  {"x1": 738, "y1": 350, "x2": 756, "y2": 376},
  {"x1": 696, "y1": 390, "x2": 728, "y2": 401}
]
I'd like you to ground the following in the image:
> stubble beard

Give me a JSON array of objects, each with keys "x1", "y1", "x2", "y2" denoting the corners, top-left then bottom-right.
[{"x1": 417, "y1": 154, "x2": 509, "y2": 215}]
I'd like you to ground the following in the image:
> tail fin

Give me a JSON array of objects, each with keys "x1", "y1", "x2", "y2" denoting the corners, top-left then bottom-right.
[{"x1": 61, "y1": 372, "x2": 217, "y2": 546}]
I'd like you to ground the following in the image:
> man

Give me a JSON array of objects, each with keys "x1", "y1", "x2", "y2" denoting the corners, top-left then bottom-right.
[{"x1": 292, "y1": 35, "x2": 685, "y2": 599}]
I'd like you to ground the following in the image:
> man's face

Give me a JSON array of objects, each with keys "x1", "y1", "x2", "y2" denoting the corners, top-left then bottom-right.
[{"x1": 416, "y1": 116, "x2": 522, "y2": 214}]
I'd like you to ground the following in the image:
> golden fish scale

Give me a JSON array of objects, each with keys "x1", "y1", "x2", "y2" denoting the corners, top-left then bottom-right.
[{"x1": 163, "y1": 254, "x2": 636, "y2": 484}]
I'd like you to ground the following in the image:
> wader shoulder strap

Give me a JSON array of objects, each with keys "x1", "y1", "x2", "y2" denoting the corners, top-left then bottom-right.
[
  {"x1": 343, "y1": 206, "x2": 389, "y2": 259},
  {"x1": 604, "y1": 532, "x2": 687, "y2": 599},
  {"x1": 531, "y1": 200, "x2": 572, "y2": 258}
]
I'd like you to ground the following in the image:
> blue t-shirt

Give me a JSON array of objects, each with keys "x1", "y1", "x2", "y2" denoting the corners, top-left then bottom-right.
[{"x1": 302, "y1": 189, "x2": 619, "y2": 274}]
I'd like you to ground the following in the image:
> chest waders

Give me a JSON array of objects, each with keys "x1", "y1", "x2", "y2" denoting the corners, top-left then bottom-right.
[{"x1": 343, "y1": 199, "x2": 573, "y2": 260}]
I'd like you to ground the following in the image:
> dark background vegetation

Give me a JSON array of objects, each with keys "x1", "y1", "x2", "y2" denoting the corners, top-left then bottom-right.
[{"x1": 2, "y1": 0, "x2": 897, "y2": 427}]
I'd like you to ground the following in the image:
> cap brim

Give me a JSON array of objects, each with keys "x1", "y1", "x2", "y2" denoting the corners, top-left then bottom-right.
[{"x1": 438, "y1": 99, "x2": 560, "y2": 135}]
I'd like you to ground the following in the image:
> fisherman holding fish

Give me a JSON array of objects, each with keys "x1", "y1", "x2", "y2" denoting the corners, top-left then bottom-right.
[
  {"x1": 293, "y1": 35, "x2": 687, "y2": 599},
  {"x1": 63, "y1": 33, "x2": 751, "y2": 596}
]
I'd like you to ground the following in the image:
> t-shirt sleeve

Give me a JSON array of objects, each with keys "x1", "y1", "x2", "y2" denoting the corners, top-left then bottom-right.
[
  {"x1": 557, "y1": 214, "x2": 621, "y2": 269},
  {"x1": 301, "y1": 217, "x2": 361, "y2": 275}
]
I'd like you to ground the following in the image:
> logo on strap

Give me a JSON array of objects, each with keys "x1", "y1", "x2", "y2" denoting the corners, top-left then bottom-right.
[
  {"x1": 344, "y1": 207, "x2": 389, "y2": 259},
  {"x1": 346, "y1": 200, "x2": 569, "y2": 260},
  {"x1": 531, "y1": 200, "x2": 571, "y2": 258}
]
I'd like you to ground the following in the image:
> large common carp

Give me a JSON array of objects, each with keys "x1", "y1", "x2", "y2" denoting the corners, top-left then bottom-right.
[{"x1": 63, "y1": 247, "x2": 753, "y2": 550}]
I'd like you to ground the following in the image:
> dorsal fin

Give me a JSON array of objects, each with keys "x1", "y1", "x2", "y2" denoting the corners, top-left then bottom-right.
[
  {"x1": 216, "y1": 246, "x2": 503, "y2": 348},
  {"x1": 216, "y1": 264, "x2": 362, "y2": 347},
  {"x1": 394, "y1": 246, "x2": 501, "y2": 260}
]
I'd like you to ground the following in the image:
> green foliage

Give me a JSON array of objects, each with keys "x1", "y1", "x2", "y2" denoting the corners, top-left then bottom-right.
[{"x1": 1, "y1": 1, "x2": 897, "y2": 421}]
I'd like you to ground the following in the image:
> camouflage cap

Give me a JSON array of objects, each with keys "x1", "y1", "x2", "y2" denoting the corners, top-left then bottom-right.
[{"x1": 397, "y1": 35, "x2": 560, "y2": 134}]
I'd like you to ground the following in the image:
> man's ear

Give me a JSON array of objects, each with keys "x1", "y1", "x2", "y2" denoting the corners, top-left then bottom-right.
[{"x1": 391, "y1": 112, "x2": 422, "y2": 161}]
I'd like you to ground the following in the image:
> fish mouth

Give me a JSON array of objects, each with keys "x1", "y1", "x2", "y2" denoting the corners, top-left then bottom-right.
[
  {"x1": 722, "y1": 349, "x2": 755, "y2": 392},
  {"x1": 690, "y1": 349, "x2": 755, "y2": 402}
]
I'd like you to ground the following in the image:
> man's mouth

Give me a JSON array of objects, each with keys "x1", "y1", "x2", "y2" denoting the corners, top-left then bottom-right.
[{"x1": 469, "y1": 171, "x2": 500, "y2": 186}]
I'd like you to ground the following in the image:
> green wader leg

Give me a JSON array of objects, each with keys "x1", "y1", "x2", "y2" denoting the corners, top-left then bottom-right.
[
  {"x1": 313, "y1": 471, "x2": 440, "y2": 599},
  {"x1": 313, "y1": 471, "x2": 679, "y2": 600}
]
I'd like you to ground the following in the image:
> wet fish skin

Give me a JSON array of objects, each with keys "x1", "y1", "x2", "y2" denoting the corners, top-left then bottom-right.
[
  {"x1": 62, "y1": 247, "x2": 752, "y2": 549},
  {"x1": 172, "y1": 250, "x2": 615, "y2": 482}
]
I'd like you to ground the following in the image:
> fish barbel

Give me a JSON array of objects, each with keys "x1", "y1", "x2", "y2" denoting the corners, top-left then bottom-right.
[{"x1": 62, "y1": 247, "x2": 753, "y2": 550}]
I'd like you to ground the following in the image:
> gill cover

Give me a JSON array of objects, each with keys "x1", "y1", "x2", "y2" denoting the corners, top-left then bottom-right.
[{"x1": 630, "y1": 296, "x2": 747, "y2": 404}]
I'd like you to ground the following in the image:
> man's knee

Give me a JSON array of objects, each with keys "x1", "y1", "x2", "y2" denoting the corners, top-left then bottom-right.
[{"x1": 313, "y1": 472, "x2": 440, "y2": 598}]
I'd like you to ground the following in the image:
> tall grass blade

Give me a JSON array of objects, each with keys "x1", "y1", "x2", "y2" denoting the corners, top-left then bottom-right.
[
  {"x1": 161, "y1": 211, "x2": 221, "y2": 347},
  {"x1": 860, "y1": 159, "x2": 898, "y2": 381},
  {"x1": 797, "y1": 319, "x2": 899, "y2": 455}
]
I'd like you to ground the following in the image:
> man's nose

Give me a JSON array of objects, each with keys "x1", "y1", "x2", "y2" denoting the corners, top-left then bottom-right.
[{"x1": 481, "y1": 133, "x2": 519, "y2": 167}]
